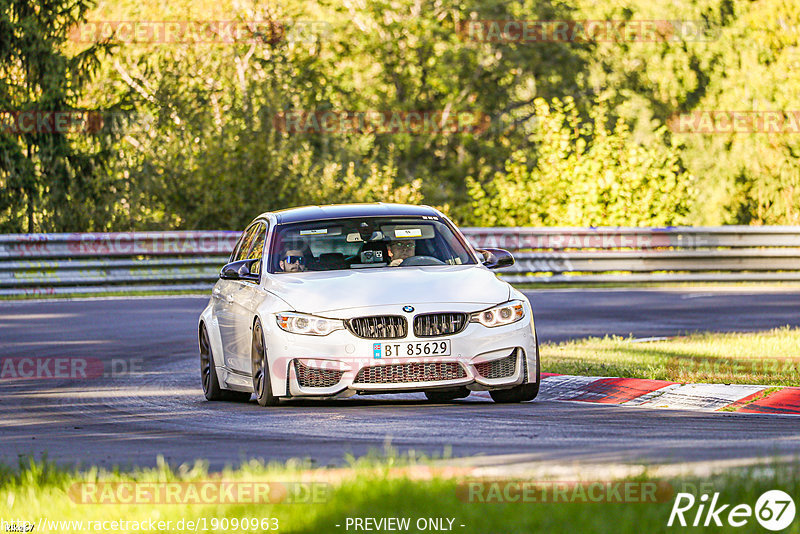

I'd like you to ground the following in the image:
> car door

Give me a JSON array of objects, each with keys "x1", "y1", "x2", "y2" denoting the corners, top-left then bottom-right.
[
  {"x1": 215, "y1": 222, "x2": 261, "y2": 370},
  {"x1": 228, "y1": 221, "x2": 268, "y2": 374}
]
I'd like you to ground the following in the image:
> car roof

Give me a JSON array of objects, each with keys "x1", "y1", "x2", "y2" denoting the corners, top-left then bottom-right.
[{"x1": 262, "y1": 203, "x2": 441, "y2": 224}]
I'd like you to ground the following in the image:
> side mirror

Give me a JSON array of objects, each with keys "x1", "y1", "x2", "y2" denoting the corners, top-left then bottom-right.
[
  {"x1": 220, "y1": 259, "x2": 261, "y2": 282},
  {"x1": 477, "y1": 248, "x2": 514, "y2": 270}
]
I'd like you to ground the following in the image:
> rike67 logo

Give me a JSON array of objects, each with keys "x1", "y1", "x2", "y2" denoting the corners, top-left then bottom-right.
[{"x1": 668, "y1": 490, "x2": 796, "y2": 531}]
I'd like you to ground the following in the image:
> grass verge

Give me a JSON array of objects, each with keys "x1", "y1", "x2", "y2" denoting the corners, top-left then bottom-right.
[
  {"x1": 542, "y1": 326, "x2": 800, "y2": 385},
  {"x1": 1, "y1": 456, "x2": 799, "y2": 534}
]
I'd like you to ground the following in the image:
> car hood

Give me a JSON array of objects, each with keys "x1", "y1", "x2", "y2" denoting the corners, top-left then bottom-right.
[{"x1": 264, "y1": 265, "x2": 510, "y2": 313}]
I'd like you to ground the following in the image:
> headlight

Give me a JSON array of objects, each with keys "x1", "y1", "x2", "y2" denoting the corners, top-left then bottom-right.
[
  {"x1": 470, "y1": 300, "x2": 525, "y2": 328},
  {"x1": 275, "y1": 312, "x2": 344, "y2": 336}
]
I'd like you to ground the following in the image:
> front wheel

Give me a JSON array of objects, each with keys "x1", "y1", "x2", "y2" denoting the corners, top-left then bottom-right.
[{"x1": 252, "y1": 318, "x2": 280, "y2": 407}]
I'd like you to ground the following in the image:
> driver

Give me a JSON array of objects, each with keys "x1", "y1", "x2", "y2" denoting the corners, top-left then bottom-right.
[
  {"x1": 387, "y1": 240, "x2": 415, "y2": 266},
  {"x1": 278, "y1": 248, "x2": 307, "y2": 272}
]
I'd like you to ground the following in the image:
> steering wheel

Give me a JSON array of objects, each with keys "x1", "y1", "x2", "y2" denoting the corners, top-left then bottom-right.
[{"x1": 399, "y1": 256, "x2": 446, "y2": 266}]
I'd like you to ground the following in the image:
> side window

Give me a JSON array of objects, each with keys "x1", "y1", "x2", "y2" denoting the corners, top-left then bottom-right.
[
  {"x1": 233, "y1": 223, "x2": 260, "y2": 262},
  {"x1": 229, "y1": 230, "x2": 249, "y2": 262},
  {"x1": 246, "y1": 223, "x2": 268, "y2": 275}
]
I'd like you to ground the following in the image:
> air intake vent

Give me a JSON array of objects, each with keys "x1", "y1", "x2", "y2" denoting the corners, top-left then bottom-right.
[
  {"x1": 413, "y1": 313, "x2": 468, "y2": 337},
  {"x1": 347, "y1": 316, "x2": 407, "y2": 339},
  {"x1": 474, "y1": 351, "x2": 518, "y2": 379},
  {"x1": 354, "y1": 362, "x2": 466, "y2": 384},
  {"x1": 294, "y1": 360, "x2": 344, "y2": 388}
]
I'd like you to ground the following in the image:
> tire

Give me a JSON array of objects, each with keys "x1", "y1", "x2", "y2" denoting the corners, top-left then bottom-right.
[
  {"x1": 489, "y1": 340, "x2": 541, "y2": 404},
  {"x1": 251, "y1": 318, "x2": 280, "y2": 407},
  {"x1": 199, "y1": 323, "x2": 251, "y2": 402},
  {"x1": 424, "y1": 386, "x2": 471, "y2": 402}
]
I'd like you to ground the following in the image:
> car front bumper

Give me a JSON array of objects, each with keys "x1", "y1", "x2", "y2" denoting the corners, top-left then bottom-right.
[{"x1": 263, "y1": 303, "x2": 539, "y2": 398}]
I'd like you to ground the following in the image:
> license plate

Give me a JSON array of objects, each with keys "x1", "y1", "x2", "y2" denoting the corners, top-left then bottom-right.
[{"x1": 372, "y1": 340, "x2": 451, "y2": 358}]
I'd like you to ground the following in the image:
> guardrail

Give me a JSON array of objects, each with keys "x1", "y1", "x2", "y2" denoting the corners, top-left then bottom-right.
[
  {"x1": 463, "y1": 226, "x2": 800, "y2": 284},
  {"x1": 1, "y1": 226, "x2": 798, "y2": 295}
]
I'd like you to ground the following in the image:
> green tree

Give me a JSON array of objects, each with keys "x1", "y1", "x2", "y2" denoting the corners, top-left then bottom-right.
[
  {"x1": 572, "y1": 0, "x2": 800, "y2": 224},
  {"x1": 325, "y1": 0, "x2": 593, "y2": 215},
  {"x1": 0, "y1": 0, "x2": 115, "y2": 232},
  {"x1": 467, "y1": 97, "x2": 695, "y2": 226}
]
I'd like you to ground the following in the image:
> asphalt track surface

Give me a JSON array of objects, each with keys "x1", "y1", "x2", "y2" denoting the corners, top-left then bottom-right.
[{"x1": 1, "y1": 289, "x2": 799, "y2": 471}]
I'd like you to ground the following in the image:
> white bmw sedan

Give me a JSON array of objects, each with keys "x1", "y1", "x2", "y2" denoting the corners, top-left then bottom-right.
[{"x1": 198, "y1": 203, "x2": 540, "y2": 406}]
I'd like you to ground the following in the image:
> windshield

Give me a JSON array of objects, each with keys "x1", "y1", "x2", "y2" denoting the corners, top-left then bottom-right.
[{"x1": 270, "y1": 217, "x2": 477, "y2": 273}]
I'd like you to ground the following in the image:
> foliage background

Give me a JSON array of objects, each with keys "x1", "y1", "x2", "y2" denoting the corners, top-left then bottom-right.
[{"x1": 1, "y1": 0, "x2": 798, "y2": 232}]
